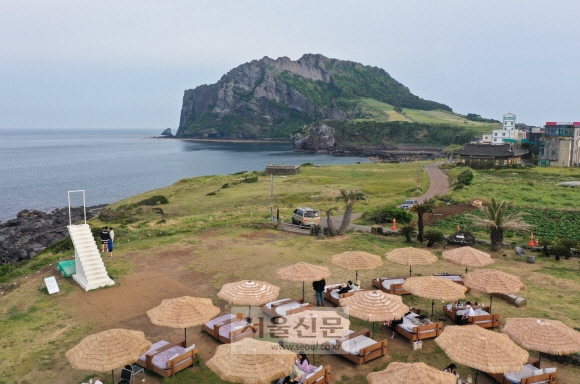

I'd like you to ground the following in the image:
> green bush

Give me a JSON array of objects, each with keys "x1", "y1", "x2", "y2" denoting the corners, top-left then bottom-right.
[
  {"x1": 456, "y1": 169, "x2": 474, "y2": 186},
  {"x1": 361, "y1": 206, "x2": 413, "y2": 225},
  {"x1": 240, "y1": 176, "x2": 258, "y2": 183},
  {"x1": 139, "y1": 195, "x2": 169, "y2": 205}
]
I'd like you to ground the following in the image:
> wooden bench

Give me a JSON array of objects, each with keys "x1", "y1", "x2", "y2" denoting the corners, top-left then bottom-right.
[
  {"x1": 260, "y1": 299, "x2": 312, "y2": 318},
  {"x1": 325, "y1": 328, "x2": 387, "y2": 365},
  {"x1": 136, "y1": 340, "x2": 198, "y2": 378},
  {"x1": 201, "y1": 316, "x2": 258, "y2": 344},
  {"x1": 394, "y1": 320, "x2": 443, "y2": 343},
  {"x1": 488, "y1": 357, "x2": 557, "y2": 384},
  {"x1": 324, "y1": 285, "x2": 357, "y2": 306},
  {"x1": 372, "y1": 277, "x2": 410, "y2": 295}
]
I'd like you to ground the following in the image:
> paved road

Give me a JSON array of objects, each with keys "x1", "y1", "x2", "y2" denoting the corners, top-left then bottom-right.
[
  {"x1": 284, "y1": 162, "x2": 449, "y2": 234},
  {"x1": 410, "y1": 162, "x2": 450, "y2": 202}
]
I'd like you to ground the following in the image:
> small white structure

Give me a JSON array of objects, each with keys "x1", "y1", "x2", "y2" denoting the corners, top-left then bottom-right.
[
  {"x1": 503, "y1": 113, "x2": 516, "y2": 130},
  {"x1": 492, "y1": 113, "x2": 525, "y2": 145},
  {"x1": 67, "y1": 191, "x2": 114, "y2": 291},
  {"x1": 481, "y1": 134, "x2": 492, "y2": 144}
]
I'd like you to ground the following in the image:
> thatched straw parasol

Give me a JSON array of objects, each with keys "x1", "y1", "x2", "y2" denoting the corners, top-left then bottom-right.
[
  {"x1": 402, "y1": 276, "x2": 467, "y2": 320},
  {"x1": 503, "y1": 317, "x2": 580, "y2": 366},
  {"x1": 218, "y1": 280, "x2": 280, "y2": 321},
  {"x1": 436, "y1": 325, "x2": 529, "y2": 384},
  {"x1": 367, "y1": 361, "x2": 457, "y2": 384},
  {"x1": 206, "y1": 338, "x2": 297, "y2": 384},
  {"x1": 442, "y1": 246, "x2": 495, "y2": 273},
  {"x1": 280, "y1": 309, "x2": 350, "y2": 364},
  {"x1": 276, "y1": 262, "x2": 331, "y2": 301},
  {"x1": 66, "y1": 329, "x2": 151, "y2": 384},
  {"x1": 385, "y1": 247, "x2": 438, "y2": 276},
  {"x1": 463, "y1": 269, "x2": 525, "y2": 312},
  {"x1": 340, "y1": 290, "x2": 409, "y2": 337},
  {"x1": 331, "y1": 251, "x2": 383, "y2": 281},
  {"x1": 147, "y1": 296, "x2": 220, "y2": 346}
]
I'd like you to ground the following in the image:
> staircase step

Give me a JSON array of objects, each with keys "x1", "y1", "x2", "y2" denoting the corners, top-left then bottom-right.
[{"x1": 68, "y1": 224, "x2": 115, "y2": 291}]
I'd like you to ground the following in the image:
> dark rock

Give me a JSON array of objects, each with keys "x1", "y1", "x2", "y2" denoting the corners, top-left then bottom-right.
[
  {"x1": 0, "y1": 205, "x2": 106, "y2": 265},
  {"x1": 161, "y1": 128, "x2": 173, "y2": 137}
]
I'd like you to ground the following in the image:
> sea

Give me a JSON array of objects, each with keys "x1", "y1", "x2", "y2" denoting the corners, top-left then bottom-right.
[{"x1": 0, "y1": 128, "x2": 368, "y2": 222}]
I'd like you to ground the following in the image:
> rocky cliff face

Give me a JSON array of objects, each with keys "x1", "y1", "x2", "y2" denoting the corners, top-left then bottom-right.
[
  {"x1": 0, "y1": 206, "x2": 103, "y2": 265},
  {"x1": 176, "y1": 54, "x2": 450, "y2": 139}
]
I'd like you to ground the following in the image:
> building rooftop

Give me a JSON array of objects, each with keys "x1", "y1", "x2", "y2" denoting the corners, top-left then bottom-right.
[{"x1": 454, "y1": 143, "x2": 528, "y2": 157}]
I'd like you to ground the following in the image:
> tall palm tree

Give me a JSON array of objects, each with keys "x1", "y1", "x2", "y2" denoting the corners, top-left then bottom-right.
[
  {"x1": 410, "y1": 199, "x2": 434, "y2": 242},
  {"x1": 336, "y1": 189, "x2": 366, "y2": 235},
  {"x1": 467, "y1": 198, "x2": 531, "y2": 251}
]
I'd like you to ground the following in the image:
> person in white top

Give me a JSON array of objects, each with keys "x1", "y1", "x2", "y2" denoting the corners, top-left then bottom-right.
[{"x1": 461, "y1": 303, "x2": 476, "y2": 325}]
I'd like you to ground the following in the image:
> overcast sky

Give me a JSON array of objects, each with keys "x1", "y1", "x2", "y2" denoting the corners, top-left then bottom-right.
[{"x1": 1, "y1": 0, "x2": 578, "y2": 129}]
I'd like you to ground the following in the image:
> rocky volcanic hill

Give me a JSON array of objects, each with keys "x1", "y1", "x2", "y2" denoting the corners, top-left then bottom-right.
[{"x1": 176, "y1": 54, "x2": 451, "y2": 140}]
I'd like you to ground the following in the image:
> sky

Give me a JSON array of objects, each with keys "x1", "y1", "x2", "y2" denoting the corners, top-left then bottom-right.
[{"x1": 1, "y1": 0, "x2": 578, "y2": 129}]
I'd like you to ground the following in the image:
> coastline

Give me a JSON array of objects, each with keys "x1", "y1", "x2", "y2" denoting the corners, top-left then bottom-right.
[{"x1": 155, "y1": 137, "x2": 292, "y2": 144}]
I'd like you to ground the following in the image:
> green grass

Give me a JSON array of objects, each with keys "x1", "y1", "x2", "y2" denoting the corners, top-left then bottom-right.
[
  {"x1": 5, "y1": 163, "x2": 580, "y2": 383},
  {"x1": 444, "y1": 166, "x2": 580, "y2": 209}
]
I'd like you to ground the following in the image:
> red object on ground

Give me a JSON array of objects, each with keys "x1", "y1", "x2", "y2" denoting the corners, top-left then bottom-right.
[
  {"x1": 392, "y1": 218, "x2": 397, "y2": 230},
  {"x1": 535, "y1": 239, "x2": 539, "y2": 247},
  {"x1": 528, "y1": 233, "x2": 535, "y2": 247}
]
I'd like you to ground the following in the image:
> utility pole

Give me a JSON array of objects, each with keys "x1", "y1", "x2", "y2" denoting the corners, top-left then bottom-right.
[
  {"x1": 270, "y1": 175, "x2": 274, "y2": 220},
  {"x1": 416, "y1": 168, "x2": 419, "y2": 192}
]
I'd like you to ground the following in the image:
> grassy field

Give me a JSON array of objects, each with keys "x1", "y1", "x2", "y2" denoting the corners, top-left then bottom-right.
[
  {"x1": 444, "y1": 166, "x2": 580, "y2": 210},
  {"x1": 2, "y1": 162, "x2": 580, "y2": 384},
  {"x1": 356, "y1": 98, "x2": 500, "y2": 135}
]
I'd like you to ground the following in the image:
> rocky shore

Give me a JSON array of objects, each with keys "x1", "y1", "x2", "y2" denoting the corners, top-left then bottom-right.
[{"x1": 0, "y1": 205, "x2": 105, "y2": 265}]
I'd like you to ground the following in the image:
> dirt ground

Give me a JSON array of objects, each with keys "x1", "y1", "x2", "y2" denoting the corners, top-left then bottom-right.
[
  {"x1": 7, "y1": 226, "x2": 580, "y2": 384},
  {"x1": 423, "y1": 204, "x2": 477, "y2": 227}
]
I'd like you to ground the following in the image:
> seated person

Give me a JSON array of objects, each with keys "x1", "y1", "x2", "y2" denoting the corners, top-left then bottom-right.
[
  {"x1": 384, "y1": 312, "x2": 410, "y2": 338},
  {"x1": 278, "y1": 354, "x2": 307, "y2": 383},
  {"x1": 443, "y1": 363, "x2": 459, "y2": 378},
  {"x1": 338, "y1": 283, "x2": 351, "y2": 295},
  {"x1": 348, "y1": 280, "x2": 361, "y2": 291},
  {"x1": 461, "y1": 302, "x2": 475, "y2": 325}
]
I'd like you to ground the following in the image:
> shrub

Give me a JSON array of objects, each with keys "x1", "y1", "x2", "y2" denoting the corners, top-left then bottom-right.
[
  {"x1": 221, "y1": 183, "x2": 230, "y2": 189},
  {"x1": 456, "y1": 169, "x2": 474, "y2": 186},
  {"x1": 240, "y1": 176, "x2": 258, "y2": 183},
  {"x1": 139, "y1": 195, "x2": 169, "y2": 205},
  {"x1": 301, "y1": 162, "x2": 314, "y2": 167},
  {"x1": 399, "y1": 223, "x2": 417, "y2": 243},
  {"x1": 424, "y1": 230, "x2": 446, "y2": 247},
  {"x1": 361, "y1": 206, "x2": 413, "y2": 225}
]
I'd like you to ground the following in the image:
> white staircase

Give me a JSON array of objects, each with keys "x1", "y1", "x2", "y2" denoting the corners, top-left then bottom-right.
[{"x1": 68, "y1": 224, "x2": 115, "y2": 291}]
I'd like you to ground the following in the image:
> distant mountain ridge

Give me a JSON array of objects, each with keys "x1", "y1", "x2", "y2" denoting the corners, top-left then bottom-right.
[{"x1": 176, "y1": 54, "x2": 453, "y2": 139}]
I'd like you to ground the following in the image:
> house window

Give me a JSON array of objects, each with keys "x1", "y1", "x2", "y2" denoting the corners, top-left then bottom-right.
[
  {"x1": 502, "y1": 133, "x2": 506, "y2": 136},
  {"x1": 551, "y1": 150, "x2": 556, "y2": 155},
  {"x1": 539, "y1": 142, "x2": 545, "y2": 155}
]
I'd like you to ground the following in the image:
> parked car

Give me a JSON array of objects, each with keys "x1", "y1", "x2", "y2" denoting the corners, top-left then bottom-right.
[
  {"x1": 292, "y1": 207, "x2": 321, "y2": 227},
  {"x1": 400, "y1": 199, "x2": 418, "y2": 210}
]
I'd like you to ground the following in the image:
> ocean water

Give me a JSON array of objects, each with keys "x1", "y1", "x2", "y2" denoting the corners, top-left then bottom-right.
[{"x1": 0, "y1": 128, "x2": 367, "y2": 221}]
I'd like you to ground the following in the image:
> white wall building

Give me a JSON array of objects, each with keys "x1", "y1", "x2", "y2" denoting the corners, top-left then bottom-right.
[
  {"x1": 492, "y1": 113, "x2": 521, "y2": 144},
  {"x1": 503, "y1": 113, "x2": 516, "y2": 130}
]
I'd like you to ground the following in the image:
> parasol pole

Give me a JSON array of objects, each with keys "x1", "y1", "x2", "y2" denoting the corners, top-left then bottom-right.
[
  {"x1": 111, "y1": 369, "x2": 114, "y2": 384},
  {"x1": 475, "y1": 369, "x2": 479, "y2": 384},
  {"x1": 248, "y1": 305, "x2": 251, "y2": 322},
  {"x1": 431, "y1": 300, "x2": 435, "y2": 321},
  {"x1": 538, "y1": 351, "x2": 542, "y2": 368},
  {"x1": 489, "y1": 293, "x2": 493, "y2": 313},
  {"x1": 356, "y1": 270, "x2": 358, "y2": 282},
  {"x1": 184, "y1": 328, "x2": 187, "y2": 347},
  {"x1": 372, "y1": 321, "x2": 375, "y2": 339},
  {"x1": 465, "y1": 266, "x2": 468, "y2": 274},
  {"x1": 302, "y1": 281, "x2": 305, "y2": 302},
  {"x1": 409, "y1": 265, "x2": 412, "y2": 277}
]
